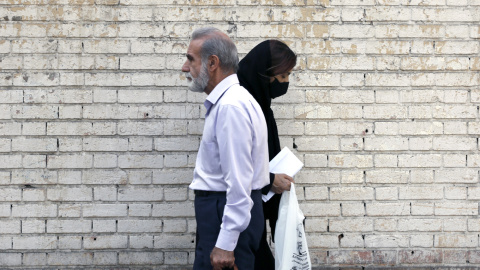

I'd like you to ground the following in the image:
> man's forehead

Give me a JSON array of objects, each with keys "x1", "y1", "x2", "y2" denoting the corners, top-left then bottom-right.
[{"x1": 187, "y1": 38, "x2": 204, "y2": 55}]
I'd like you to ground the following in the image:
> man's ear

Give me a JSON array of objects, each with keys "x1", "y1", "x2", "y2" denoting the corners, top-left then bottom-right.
[{"x1": 208, "y1": 55, "x2": 220, "y2": 72}]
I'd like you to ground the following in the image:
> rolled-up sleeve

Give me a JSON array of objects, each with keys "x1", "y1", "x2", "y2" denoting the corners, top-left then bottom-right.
[{"x1": 214, "y1": 104, "x2": 255, "y2": 251}]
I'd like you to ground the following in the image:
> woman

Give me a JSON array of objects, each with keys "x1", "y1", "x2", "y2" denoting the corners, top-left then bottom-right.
[{"x1": 237, "y1": 40, "x2": 297, "y2": 269}]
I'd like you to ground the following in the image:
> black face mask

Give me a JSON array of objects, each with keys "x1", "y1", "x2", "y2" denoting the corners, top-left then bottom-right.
[{"x1": 269, "y1": 78, "x2": 289, "y2": 99}]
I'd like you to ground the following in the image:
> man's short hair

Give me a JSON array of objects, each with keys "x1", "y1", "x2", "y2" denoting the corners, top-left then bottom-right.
[{"x1": 191, "y1": 27, "x2": 239, "y2": 73}]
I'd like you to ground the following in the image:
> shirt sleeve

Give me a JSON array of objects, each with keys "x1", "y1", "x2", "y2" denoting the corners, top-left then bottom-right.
[{"x1": 214, "y1": 104, "x2": 255, "y2": 251}]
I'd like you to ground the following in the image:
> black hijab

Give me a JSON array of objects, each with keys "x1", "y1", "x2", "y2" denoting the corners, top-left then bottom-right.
[
  {"x1": 237, "y1": 41, "x2": 283, "y2": 236},
  {"x1": 238, "y1": 40, "x2": 281, "y2": 168}
]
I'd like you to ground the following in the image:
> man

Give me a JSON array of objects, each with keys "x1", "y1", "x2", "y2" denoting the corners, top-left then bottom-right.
[{"x1": 182, "y1": 27, "x2": 269, "y2": 270}]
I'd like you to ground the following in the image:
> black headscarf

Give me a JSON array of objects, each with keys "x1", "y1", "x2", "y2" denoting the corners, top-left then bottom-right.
[
  {"x1": 237, "y1": 40, "x2": 283, "y2": 236},
  {"x1": 237, "y1": 40, "x2": 281, "y2": 187}
]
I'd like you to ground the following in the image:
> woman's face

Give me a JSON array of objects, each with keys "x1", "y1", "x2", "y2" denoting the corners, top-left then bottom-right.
[{"x1": 269, "y1": 69, "x2": 292, "y2": 83}]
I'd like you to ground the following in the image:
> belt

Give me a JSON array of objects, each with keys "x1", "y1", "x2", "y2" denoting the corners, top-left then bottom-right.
[
  {"x1": 194, "y1": 190, "x2": 226, "y2": 197},
  {"x1": 194, "y1": 189, "x2": 261, "y2": 197}
]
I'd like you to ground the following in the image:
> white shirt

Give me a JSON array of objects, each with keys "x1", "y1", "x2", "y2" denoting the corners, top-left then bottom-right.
[{"x1": 190, "y1": 74, "x2": 269, "y2": 251}]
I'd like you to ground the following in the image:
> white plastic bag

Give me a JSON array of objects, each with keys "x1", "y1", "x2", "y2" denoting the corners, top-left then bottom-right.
[{"x1": 275, "y1": 183, "x2": 311, "y2": 270}]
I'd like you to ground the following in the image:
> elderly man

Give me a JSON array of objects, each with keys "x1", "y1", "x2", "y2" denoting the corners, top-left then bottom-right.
[{"x1": 182, "y1": 27, "x2": 269, "y2": 269}]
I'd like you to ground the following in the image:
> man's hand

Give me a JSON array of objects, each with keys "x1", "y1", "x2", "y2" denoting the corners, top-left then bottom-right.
[
  {"x1": 271, "y1": 173, "x2": 294, "y2": 194},
  {"x1": 210, "y1": 247, "x2": 236, "y2": 270}
]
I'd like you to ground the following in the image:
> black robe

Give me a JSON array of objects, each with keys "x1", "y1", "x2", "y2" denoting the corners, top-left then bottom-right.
[{"x1": 237, "y1": 40, "x2": 282, "y2": 240}]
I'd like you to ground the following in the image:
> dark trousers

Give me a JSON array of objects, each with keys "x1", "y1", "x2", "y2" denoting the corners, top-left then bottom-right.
[
  {"x1": 193, "y1": 190, "x2": 264, "y2": 270},
  {"x1": 253, "y1": 224, "x2": 275, "y2": 269}
]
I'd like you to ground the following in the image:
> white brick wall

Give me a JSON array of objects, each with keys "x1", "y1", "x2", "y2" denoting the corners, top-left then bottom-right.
[{"x1": 0, "y1": 0, "x2": 479, "y2": 268}]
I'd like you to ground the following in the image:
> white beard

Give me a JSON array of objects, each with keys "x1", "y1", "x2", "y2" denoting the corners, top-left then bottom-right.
[{"x1": 187, "y1": 63, "x2": 209, "y2": 93}]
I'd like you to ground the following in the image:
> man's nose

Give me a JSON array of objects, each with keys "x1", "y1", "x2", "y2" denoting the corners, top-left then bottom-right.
[{"x1": 181, "y1": 62, "x2": 189, "y2": 72}]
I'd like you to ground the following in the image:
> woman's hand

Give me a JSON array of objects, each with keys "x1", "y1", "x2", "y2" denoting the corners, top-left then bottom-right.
[{"x1": 271, "y1": 173, "x2": 294, "y2": 194}]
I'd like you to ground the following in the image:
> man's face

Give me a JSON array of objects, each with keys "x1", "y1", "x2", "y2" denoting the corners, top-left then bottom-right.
[{"x1": 182, "y1": 39, "x2": 209, "y2": 93}]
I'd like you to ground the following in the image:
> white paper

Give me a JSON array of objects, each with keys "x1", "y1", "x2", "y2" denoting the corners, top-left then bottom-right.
[{"x1": 262, "y1": 147, "x2": 304, "y2": 202}]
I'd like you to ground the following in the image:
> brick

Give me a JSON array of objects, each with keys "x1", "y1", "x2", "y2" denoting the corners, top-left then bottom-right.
[
  {"x1": 305, "y1": 186, "x2": 328, "y2": 200},
  {"x1": 309, "y1": 234, "x2": 339, "y2": 248},
  {"x1": 83, "y1": 204, "x2": 127, "y2": 217},
  {"x1": 12, "y1": 204, "x2": 56, "y2": 217},
  {"x1": 23, "y1": 253, "x2": 47, "y2": 266},
  {"x1": 0, "y1": 253, "x2": 21, "y2": 266},
  {"x1": 238, "y1": 24, "x2": 304, "y2": 38},
  {"x1": 23, "y1": 189, "x2": 45, "y2": 201},
  {"x1": 152, "y1": 202, "x2": 194, "y2": 217},
  {"x1": 435, "y1": 202, "x2": 478, "y2": 216},
  {"x1": 445, "y1": 186, "x2": 467, "y2": 200},
  {"x1": 119, "y1": 252, "x2": 163, "y2": 265},
  {"x1": 433, "y1": 137, "x2": 476, "y2": 151},
  {"x1": 330, "y1": 187, "x2": 374, "y2": 200},
  {"x1": 47, "y1": 252, "x2": 94, "y2": 266},
  {"x1": 163, "y1": 219, "x2": 187, "y2": 233},
  {"x1": 0, "y1": 188, "x2": 21, "y2": 201},
  {"x1": 0, "y1": 171, "x2": 10, "y2": 185},
  {"x1": 330, "y1": 218, "x2": 373, "y2": 232},
  {"x1": 295, "y1": 170, "x2": 341, "y2": 184},
  {"x1": 84, "y1": 235, "x2": 128, "y2": 249},
  {"x1": 83, "y1": 137, "x2": 128, "y2": 151},
  {"x1": 164, "y1": 251, "x2": 188, "y2": 265},
  {"x1": 47, "y1": 154, "x2": 93, "y2": 168},
  {"x1": 58, "y1": 204, "x2": 82, "y2": 218},
  {"x1": 0, "y1": 220, "x2": 20, "y2": 234},
  {"x1": 93, "y1": 154, "x2": 117, "y2": 168},
  {"x1": 374, "y1": 155, "x2": 398, "y2": 168},
  {"x1": 154, "y1": 234, "x2": 195, "y2": 249},
  {"x1": 376, "y1": 187, "x2": 398, "y2": 200},
  {"x1": 47, "y1": 220, "x2": 91, "y2": 233},
  {"x1": 130, "y1": 235, "x2": 154, "y2": 249},
  {"x1": 436, "y1": 41, "x2": 479, "y2": 54},
  {"x1": 374, "y1": 219, "x2": 397, "y2": 232},
  {"x1": 118, "y1": 220, "x2": 162, "y2": 233},
  {"x1": 342, "y1": 203, "x2": 365, "y2": 217},
  {"x1": 366, "y1": 170, "x2": 408, "y2": 184},
  {"x1": 436, "y1": 169, "x2": 478, "y2": 183},
  {"x1": 410, "y1": 234, "x2": 434, "y2": 248},
  {"x1": 83, "y1": 170, "x2": 126, "y2": 185},
  {"x1": 153, "y1": 169, "x2": 192, "y2": 184},
  {"x1": 398, "y1": 219, "x2": 442, "y2": 231},
  {"x1": 365, "y1": 137, "x2": 408, "y2": 151},
  {"x1": 444, "y1": 218, "x2": 467, "y2": 232},
  {"x1": 47, "y1": 187, "x2": 92, "y2": 201},
  {"x1": 93, "y1": 220, "x2": 116, "y2": 233},
  {"x1": 399, "y1": 250, "x2": 442, "y2": 264},
  {"x1": 22, "y1": 220, "x2": 46, "y2": 233},
  {"x1": 339, "y1": 233, "x2": 364, "y2": 248},
  {"x1": 118, "y1": 187, "x2": 162, "y2": 201},
  {"x1": 443, "y1": 154, "x2": 467, "y2": 167},
  {"x1": 365, "y1": 235, "x2": 409, "y2": 248},
  {"x1": 118, "y1": 90, "x2": 163, "y2": 103},
  {"x1": 328, "y1": 154, "x2": 372, "y2": 168},
  {"x1": 298, "y1": 7, "x2": 340, "y2": 21},
  {"x1": 12, "y1": 138, "x2": 57, "y2": 152},
  {"x1": 435, "y1": 234, "x2": 478, "y2": 248},
  {"x1": 93, "y1": 252, "x2": 117, "y2": 265},
  {"x1": 119, "y1": 154, "x2": 163, "y2": 169},
  {"x1": 13, "y1": 236, "x2": 57, "y2": 249},
  {"x1": 399, "y1": 186, "x2": 443, "y2": 200},
  {"x1": 398, "y1": 154, "x2": 442, "y2": 167},
  {"x1": 444, "y1": 250, "x2": 468, "y2": 264},
  {"x1": 367, "y1": 203, "x2": 410, "y2": 216},
  {"x1": 0, "y1": 204, "x2": 10, "y2": 217},
  {"x1": 328, "y1": 250, "x2": 373, "y2": 264}
]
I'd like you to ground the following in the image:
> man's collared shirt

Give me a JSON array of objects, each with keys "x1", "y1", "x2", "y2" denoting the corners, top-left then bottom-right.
[{"x1": 190, "y1": 74, "x2": 269, "y2": 251}]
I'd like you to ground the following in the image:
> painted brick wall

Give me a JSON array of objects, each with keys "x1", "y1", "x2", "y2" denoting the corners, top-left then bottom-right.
[{"x1": 0, "y1": 0, "x2": 480, "y2": 268}]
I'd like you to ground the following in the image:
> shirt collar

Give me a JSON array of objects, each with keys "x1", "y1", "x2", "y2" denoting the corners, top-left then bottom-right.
[{"x1": 204, "y1": 74, "x2": 239, "y2": 113}]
